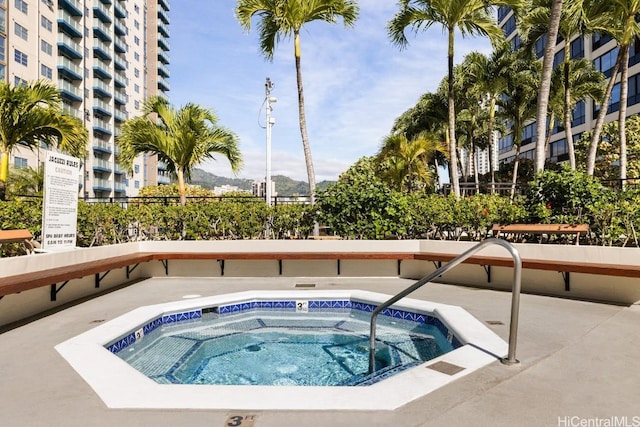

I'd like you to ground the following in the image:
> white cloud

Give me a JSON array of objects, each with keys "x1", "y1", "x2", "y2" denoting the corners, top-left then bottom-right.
[{"x1": 171, "y1": 0, "x2": 492, "y2": 183}]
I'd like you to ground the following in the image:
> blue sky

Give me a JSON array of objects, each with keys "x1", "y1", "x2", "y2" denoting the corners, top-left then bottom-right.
[{"x1": 169, "y1": 1, "x2": 492, "y2": 182}]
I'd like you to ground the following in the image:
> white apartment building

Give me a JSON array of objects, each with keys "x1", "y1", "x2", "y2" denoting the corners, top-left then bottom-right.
[
  {"x1": 497, "y1": 7, "x2": 640, "y2": 170},
  {"x1": 0, "y1": 0, "x2": 170, "y2": 198}
]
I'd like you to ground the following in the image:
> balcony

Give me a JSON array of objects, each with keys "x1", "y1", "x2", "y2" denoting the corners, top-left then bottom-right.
[
  {"x1": 92, "y1": 178, "x2": 112, "y2": 192},
  {"x1": 58, "y1": 11, "x2": 83, "y2": 38},
  {"x1": 113, "y1": 89, "x2": 127, "y2": 105},
  {"x1": 57, "y1": 57, "x2": 83, "y2": 81},
  {"x1": 114, "y1": 55, "x2": 127, "y2": 71},
  {"x1": 158, "y1": 7, "x2": 170, "y2": 25},
  {"x1": 92, "y1": 139, "x2": 113, "y2": 154},
  {"x1": 93, "y1": 158, "x2": 113, "y2": 173},
  {"x1": 158, "y1": 0, "x2": 170, "y2": 12},
  {"x1": 99, "y1": 0, "x2": 113, "y2": 4},
  {"x1": 114, "y1": 37, "x2": 127, "y2": 54},
  {"x1": 93, "y1": 61, "x2": 113, "y2": 80},
  {"x1": 157, "y1": 63, "x2": 170, "y2": 78},
  {"x1": 158, "y1": 22, "x2": 170, "y2": 38},
  {"x1": 114, "y1": 2, "x2": 127, "y2": 19},
  {"x1": 114, "y1": 19, "x2": 127, "y2": 36},
  {"x1": 114, "y1": 72, "x2": 128, "y2": 88},
  {"x1": 114, "y1": 163, "x2": 126, "y2": 175},
  {"x1": 59, "y1": 0, "x2": 83, "y2": 17},
  {"x1": 93, "y1": 40, "x2": 113, "y2": 61},
  {"x1": 158, "y1": 50, "x2": 170, "y2": 65},
  {"x1": 93, "y1": 79, "x2": 112, "y2": 98},
  {"x1": 93, "y1": 117, "x2": 113, "y2": 135},
  {"x1": 57, "y1": 33, "x2": 83, "y2": 59},
  {"x1": 113, "y1": 109, "x2": 128, "y2": 123},
  {"x1": 157, "y1": 161, "x2": 168, "y2": 171},
  {"x1": 158, "y1": 35, "x2": 170, "y2": 51},
  {"x1": 93, "y1": 99, "x2": 112, "y2": 117},
  {"x1": 157, "y1": 174, "x2": 171, "y2": 185},
  {"x1": 93, "y1": 4, "x2": 113, "y2": 24},
  {"x1": 62, "y1": 105, "x2": 81, "y2": 119},
  {"x1": 158, "y1": 77, "x2": 170, "y2": 92},
  {"x1": 58, "y1": 80, "x2": 82, "y2": 102},
  {"x1": 93, "y1": 20, "x2": 113, "y2": 42},
  {"x1": 114, "y1": 181, "x2": 126, "y2": 193}
]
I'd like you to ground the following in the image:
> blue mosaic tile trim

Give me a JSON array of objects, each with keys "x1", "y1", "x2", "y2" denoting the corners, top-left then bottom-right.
[
  {"x1": 308, "y1": 300, "x2": 352, "y2": 310},
  {"x1": 106, "y1": 309, "x2": 202, "y2": 354},
  {"x1": 162, "y1": 310, "x2": 202, "y2": 325},
  {"x1": 351, "y1": 301, "x2": 427, "y2": 323}
]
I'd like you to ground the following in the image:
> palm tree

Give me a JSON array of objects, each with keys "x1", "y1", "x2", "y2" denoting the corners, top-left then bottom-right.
[
  {"x1": 236, "y1": 0, "x2": 359, "y2": 205},
  {"x1": 117, "y1": 96, "x2": 242, "y2": 205},
  {"x1": 376, "y1": 132, "x2": 446, "y2": 192},
  {"x1": 388, "y1": 0, "x2": 522, "y2": 198},
  {"x1": 461, "y1": 44, "x2": 513, "y2": 193},
  {"x1": 519, "y1": 0, "x2": 596, "y2": 172},
  {"x1": 497, "y1": 51, "x2": 541, "y2": 198},
  {"x1": 585, "y1": 0, "x2": 640, "y2": 186},
  {"x1": 546, "y1": 58, "x2": 605, "y2": 168},
  {"x1": 0, "y1": 80, "x2": 88, "y2": 200}
]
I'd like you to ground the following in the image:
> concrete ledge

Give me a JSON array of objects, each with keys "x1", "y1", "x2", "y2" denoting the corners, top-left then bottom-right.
[{"x1": 1, "y1": 240, "x2": 639, "y2": 327}]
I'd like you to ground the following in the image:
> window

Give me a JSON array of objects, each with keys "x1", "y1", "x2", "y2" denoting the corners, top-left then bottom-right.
[
  {"x1": 534, "y1": 35, "x2": 547, "y2": 59},
  {"x1": 553, "y1": 50, "x2": 565, "y2": 69},
  {"x1": 134, "y1": 100, "x2": 140, "y2": 109},
  {"x1": 14, "y1": 157, "x2": 28, "y2": 169},
  {"x1": 497, "y1": 6, "x2": 511, "y2": 22},
  {"x1": 41, "y1": 16, "x2": 52, "y2": 32},
  {"x1": 15, "y1": 0, "x2": 27, "y2": 14},
  {"x1": 134, "y1": 164, "x2": 140, "y2": 174},
  {"x1": 521, "y1": 123, "x2": 536, "y2": 144},
  {"x1": 134, "y1": 20, "x2": 139, "y2": 29},
  {"x1": 134, "y1": 180, "x2": 140, "y2": 189},
  {"x1": 41, "y1": 64, "x2": 52, "y2": 79},
  {"x1": 592, "y1": 32, "x2": 613, "y2": 51},
  {"x1": 14, "y1": 49, "x2": 27, "y2": 66},
  {"x1": 502, "y1": 15, "x2": 516, "y2": 38},
  {"x1": 0, "y1": 37, "x2": 5, "y2": 62},
  {"x1": 134, "y1": 36, "x2": 140, "y2": 46},
  {"x1": 14, "y1": 76, "x2": 27, "y2": 86},
  {"x1": 572, "y1": 101, "x2": 586, "y2": 126},
  {"x1": 41, "y1": 40, "x2": 52, "y2": 55},
  {"x1": 134, "y1": 4, "x2": 139, "y2": 13},
  {"x1": 134, "y1": 84, "x2": 140, "y2": 93},
  {"x1": 594, "y1": 48, "x2": 619, "y2": 78},
  {"x1": 134, "y1": 68, "x2": 139, "y2": 77},
  {"x1": 134, "y1": 52, "x2": 140, "y2": 61},
  {"x1": 0, "y1": 64, "x2": 5, "y2": 81},
  {"x1": 0, "y1": 9, "x2": 5, "y2": 33},
  {"x1": 570, "y1": 37, "x2": 584, "y2": 59},
  {"x1": 14, "y1": 23, "x2": 28, "y2": 40}
]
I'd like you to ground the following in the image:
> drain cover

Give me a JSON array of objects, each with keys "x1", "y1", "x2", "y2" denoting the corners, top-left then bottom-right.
[
  {"x1": 485, "y1": 320, "x2": 504, "y2": 325},
  {"x1": 427, "y1": 361, "x2": 465, "y2": 376}
]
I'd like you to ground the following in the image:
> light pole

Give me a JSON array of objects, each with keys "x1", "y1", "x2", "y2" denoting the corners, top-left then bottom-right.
[{"x1": 265, "y1": 77, "x2": 276, "y2": 206}]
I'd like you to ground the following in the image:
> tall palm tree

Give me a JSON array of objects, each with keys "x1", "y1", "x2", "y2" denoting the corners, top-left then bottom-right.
[
  {"x1": 236, "y1": 0, "x2": 359, "y2": 205},
  {"x1": 585, "y1": 0, "x2": 640, "y2": 186},
  {"x1": 376, "y1": 131, "x2": 446, "y2": 192},
  {"x1": 546, "y1": 58, "x2": 605, "y2": 168},
  {"x1": 388, "y1": 0, "x2": 522, "y2": 198},
  {"x1": 117, "y1": 96, "x2": 242, "y2": 205},
  {"x1": 0, "y1": 80, "x2": 88, "y2": 200},
  {"x1": 497, "y1": 51, "x2": 541, "y2": 198},
  {"x1": 462, "y1": 43, "x2": 513, "y2": 193},
  {"x1": 519, "y1": 0, "x2": 596, "y2": 172}
]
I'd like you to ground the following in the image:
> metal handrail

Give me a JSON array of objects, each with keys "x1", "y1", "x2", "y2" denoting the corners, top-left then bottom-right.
[{"x1": 368, "y1": 238, "x2": 523, "y2": 373}]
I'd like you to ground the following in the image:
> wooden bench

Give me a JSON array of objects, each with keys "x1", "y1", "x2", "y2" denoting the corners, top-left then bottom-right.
[
  {"x1": 492, "y1": 224, "x2": 590, "y2": 245},
  {"x1": 2, "y1": 248, "x2": 639, "y2": 301},
  {"x1": 0, "y1": 229, "x2": 35, "y2": 255}
]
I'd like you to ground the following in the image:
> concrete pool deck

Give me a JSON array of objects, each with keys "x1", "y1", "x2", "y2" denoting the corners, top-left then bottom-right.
[{"x1": 1, "y1": 276, "x2": 639, "y2": 427}]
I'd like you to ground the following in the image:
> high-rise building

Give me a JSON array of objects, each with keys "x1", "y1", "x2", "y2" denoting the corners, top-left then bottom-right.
[
  {"x1": 0, "y1": 0, "x2": 170, "y2": 198},
  {"x1": 496, "y1": 6, "x2": 640, "y2": 169}
]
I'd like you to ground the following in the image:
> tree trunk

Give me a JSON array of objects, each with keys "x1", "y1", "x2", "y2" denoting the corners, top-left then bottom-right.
[
  {"x1": 511, "y1": 124, "x2": 522, "y2": 200},
  {"x1": 0, "y1": 150, "x2": 8, "y2": 201},
  {"x1": 447, "y1": 28, "x2": 460, "y2": 198},
  {"x1": 563, "y1": 43, "x2": 576, "y2": 169},
  {"x1": 472, "y1": 144, "x2": 479, "y2": 194},
  {"x1": 488, "y1": 99, "x2": 496, "y2": 194},
  {"x1": 587, "y1": 47, "x2": 624, "y2": 175},
  {"x1": 545, "y1": 111, "x2": 555, "y2": 155},
  {"x1": 176, "y1": 168, "x2": 187, "y2": 205},
  {"x1": 534, "y1": 0, "x2": 563, "y2": 173},
  {"x1": 294, "y1": 31, "x2": 318, "y2": 235},
  {"x1": 618, "y1": 44, "x2": 630, "y2": 188}
]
